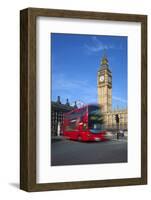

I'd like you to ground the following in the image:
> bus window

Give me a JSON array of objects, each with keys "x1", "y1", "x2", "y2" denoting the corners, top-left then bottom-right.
[
  {"x1": 65, "y1": 118, "x2": 77, "y2": 131},
  {"x1": 88, "y1": 105, "x2": 104, "y2": 131}
]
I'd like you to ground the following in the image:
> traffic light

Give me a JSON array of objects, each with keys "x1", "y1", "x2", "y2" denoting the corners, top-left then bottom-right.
[{"x1": 115, "y1": 114, "x2": 119, "y2": 123}]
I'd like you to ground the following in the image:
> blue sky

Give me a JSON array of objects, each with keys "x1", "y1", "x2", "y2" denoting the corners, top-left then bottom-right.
[{"x1": 51, "y1": 33, "x2": 127, "y2": 109}]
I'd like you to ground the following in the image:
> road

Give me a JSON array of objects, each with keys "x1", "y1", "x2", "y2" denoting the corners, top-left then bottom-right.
[{"x1": 51, "y1": 137, "x2": 127, "y2": 166}]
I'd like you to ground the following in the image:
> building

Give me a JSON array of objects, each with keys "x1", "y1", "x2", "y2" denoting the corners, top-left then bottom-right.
[
  {"x1": 51, "y1": 96, "x2": 77, "y2": 136},
  {"x1": 97, "y1": 54, "x2": 127, "y2": 131}
]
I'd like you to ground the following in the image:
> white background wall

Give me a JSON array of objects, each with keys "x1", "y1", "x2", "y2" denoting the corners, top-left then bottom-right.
[{"x1": 0, "y1": 0, "x2": 150, "y2": 199}]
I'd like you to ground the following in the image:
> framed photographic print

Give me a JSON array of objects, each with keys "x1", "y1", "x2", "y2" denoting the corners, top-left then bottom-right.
[{"x1": 20, "y1": 8, "x2": 147, "y2": 191}]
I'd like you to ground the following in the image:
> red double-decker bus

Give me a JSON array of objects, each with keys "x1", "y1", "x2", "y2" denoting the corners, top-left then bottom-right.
[{"x1": 63, "y1": 104, "x2": 107, "y2": 141}]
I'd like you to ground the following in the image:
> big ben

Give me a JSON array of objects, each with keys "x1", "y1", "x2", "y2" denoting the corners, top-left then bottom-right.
[{"x1": 97, "y1": 54, "x2": 112, "y2": 113}]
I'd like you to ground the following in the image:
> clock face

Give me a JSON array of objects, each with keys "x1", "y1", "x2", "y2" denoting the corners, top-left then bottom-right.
[{"x1": 100, "y1": 75, "x2": 104, "y2": 82}]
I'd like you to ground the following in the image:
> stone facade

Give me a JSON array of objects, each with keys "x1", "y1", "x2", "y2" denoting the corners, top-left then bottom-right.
[
  {"x1": 51, "y1": 97, "x2": 76, "y2": 136},
  {"x1": 97, "y1": 55, "x2": 128, "y2": 131},
  {"x1": 103, "y1": 109, "x2": 127, "y2": 130}
]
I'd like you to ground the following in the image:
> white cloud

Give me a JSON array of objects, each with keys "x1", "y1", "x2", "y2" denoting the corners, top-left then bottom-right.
[
  {"x1": 84, "y1": 36, "x2": 114, "y2": 53},
  {"x1": 52, "y1": 73, "x2": 89, "y2": 90},
  {"x1": 112, "y1": 96, "x2": 127, "y2": 104},
  {"x1": 52, "y1": 73, "x2": 97, "y2": 104}
]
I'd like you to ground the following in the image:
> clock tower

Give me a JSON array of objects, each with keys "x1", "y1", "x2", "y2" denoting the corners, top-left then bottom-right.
[{"x1": 97, "y1": 54, "x2": 112, "y2": 113}]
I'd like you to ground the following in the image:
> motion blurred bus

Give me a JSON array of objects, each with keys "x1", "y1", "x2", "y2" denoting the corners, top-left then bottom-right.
[{"x1": 63, "y1": 104, "x2": 107, "y2": 141}]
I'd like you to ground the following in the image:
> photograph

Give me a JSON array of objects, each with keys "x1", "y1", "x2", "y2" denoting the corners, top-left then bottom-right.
[{"x1": 51, "y1": 33, "x2": 128, "y2": 166}]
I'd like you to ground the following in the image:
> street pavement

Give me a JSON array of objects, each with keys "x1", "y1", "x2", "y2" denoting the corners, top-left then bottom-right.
[{"x1": 51, "y1": 137, "x2": 127, "y2": 166}]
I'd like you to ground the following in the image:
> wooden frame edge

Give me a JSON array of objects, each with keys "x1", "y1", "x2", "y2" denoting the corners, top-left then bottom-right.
[{"x1": 20, "y1": 8, "x2": 37, "y2": 191}]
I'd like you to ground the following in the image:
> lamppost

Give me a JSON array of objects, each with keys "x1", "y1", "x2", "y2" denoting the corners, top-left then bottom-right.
[{"x1": 115, "y1": 114, "x2": 120, "y2": 139}]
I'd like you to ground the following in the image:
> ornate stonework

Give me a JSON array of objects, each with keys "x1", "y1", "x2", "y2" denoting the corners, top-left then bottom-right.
[{"x1": 98, "y1": 54, "x2": 127, "y2": 130}]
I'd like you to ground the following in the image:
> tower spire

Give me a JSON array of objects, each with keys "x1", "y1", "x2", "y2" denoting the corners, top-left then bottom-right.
[
  {"x1": 103, "y1": 48, "x2": 107, "y2": 58},
  {"x1": 100, "y1": 49, "x2": 109, "y2": 70}
]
